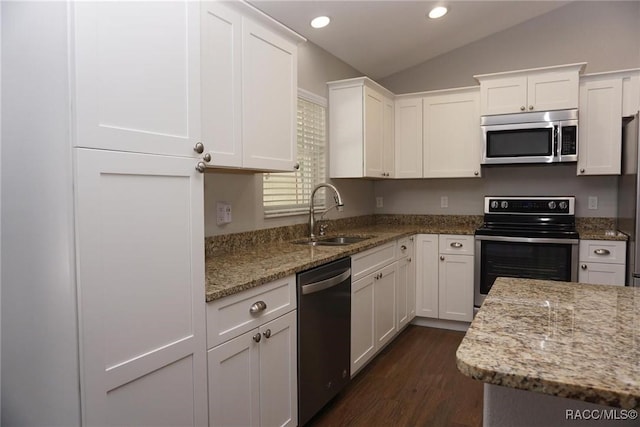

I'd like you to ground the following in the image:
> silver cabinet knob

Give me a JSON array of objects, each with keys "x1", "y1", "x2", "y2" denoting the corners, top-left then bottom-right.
[
  {"x1": 520, "y1": 106, "x2": 526, "y2": 111},
  {"x1": 193, "y1": 142, "x2": 204, "y2": 154},
  {"x1": 580, "y1": 168, "x2": 585, "y2": 173},
  {"x1": 401, "y1": 245, "x2": 407, "y2": 251},
  {"x1": 293, "y1": 162, "x2": 300, "y2": 170},
  {"x1": 474, "y1": 171, "x2": 479, "y2": 176},
  {"x1": 195, "y1": 162, "x2": 206, "y2": 173},
  {"x1": 203, "y1": 153, "x2": 212, "y2": 163},
  {"x1": 408, "y1": 257, "x2": 412, "y2": 262},
  {"x1": 409, "y1": 237, "x2": 414, "y2": 242},
  {"x1": 253, "y1": 333, "x2": 262, "y2": 343},
  {"x1": 263, "y1": 329, "x2": 271, "y2": 339},
  {"x1": 594, "y1": 249, "x2": 611, "y2": 256},
  {"x1": 581, "y1": 264, "x2": 587, "y2": 270},
  {"x1": 440, "y1": 256, "x2": 445, "y2": 261},
  {"x1": 529, "y1": 105, "x2": 534, "y2": 111},
  {"x1": 249, "y1": 300, "x2": 267, "y2": 314}
]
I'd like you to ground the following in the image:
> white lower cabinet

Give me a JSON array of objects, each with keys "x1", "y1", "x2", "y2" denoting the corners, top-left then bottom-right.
[
  {"x1": 75, "y1": 149, "x2": 208, "y2": 426},
  {"x1": 397, "y1": 237, "x2": 416, "y2": 329},
  {"x1": 416, "y1": 234, "x2": 474, "y2": 322},
  {"x1": 206, "y1": 278, "x2": 297, "y2": 427},
  {"x1": 373, "y1": 263, "x2": 398, "y2": 350},
  {"x1": 578, "y1": 240, "x2": 626, "y2": 286}
]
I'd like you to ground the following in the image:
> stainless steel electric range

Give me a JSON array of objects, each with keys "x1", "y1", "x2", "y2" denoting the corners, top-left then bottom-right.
[{"x1": 474, "y1": 196, "x2": 580, "y2": 308}]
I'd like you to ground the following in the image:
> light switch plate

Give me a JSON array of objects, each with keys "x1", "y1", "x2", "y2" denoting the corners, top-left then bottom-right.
[
  {"x1": 440, "y1": 196, "x2": 449, "y2": 208},
  {"x1": 588, "y1": 196, "x2": 598, "y2": 210}
]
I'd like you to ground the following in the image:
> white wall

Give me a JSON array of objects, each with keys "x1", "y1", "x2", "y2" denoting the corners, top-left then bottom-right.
[
  {"x1": 374, "y1": 164, "x2": 618, "y2": 218},
  {"x1": 380, "y1": 1, "x2": 640, "y2": 93},
  {"x1": 1, "y1": 2, "x2": 81, "y2": 425},
  {"x1": 205, "y1": 42, "x2": 373, "y2": 236}
]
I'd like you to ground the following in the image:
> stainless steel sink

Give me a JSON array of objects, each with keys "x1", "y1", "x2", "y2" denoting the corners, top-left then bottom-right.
[{"x1": 293, "y1": 236, "x2": 373, "y2": 246}]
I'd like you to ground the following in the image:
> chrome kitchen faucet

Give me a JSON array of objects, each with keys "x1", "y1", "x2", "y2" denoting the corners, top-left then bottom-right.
[{"x1": 309, "y1": 183, "x2": 344, "y2": 241}]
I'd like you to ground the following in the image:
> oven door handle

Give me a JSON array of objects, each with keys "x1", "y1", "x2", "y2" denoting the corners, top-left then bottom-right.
[{"x1": 475, "y1": 235, "x2": 579, "y2": 245}]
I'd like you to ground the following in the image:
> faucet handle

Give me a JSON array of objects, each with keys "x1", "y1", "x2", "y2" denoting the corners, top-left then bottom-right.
[{"x1": 319, "y1": 223, "x2": 329, "y2": 236}]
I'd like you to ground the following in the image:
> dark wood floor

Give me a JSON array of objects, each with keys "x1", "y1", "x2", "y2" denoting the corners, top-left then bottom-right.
[{"x1": 306, "y1": 325, "x2": 483, "y2": 427}]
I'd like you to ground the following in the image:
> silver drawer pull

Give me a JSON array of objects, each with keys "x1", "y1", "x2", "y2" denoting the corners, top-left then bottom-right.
[
  {"x1": 450, "y1": 242, "x2": 463, "y2": 248},
  {"x1": 594, "y1": 249, "x2": 611, "y2": 256},
  {"x1": 401, "y1": 245, "x2": 407, "y2": 251},
  {"x1": 581, "y1": 264, "x2": 587, "y2": 270},
  {"x1": 249, "y1": 300, "x2": 267, "y2": 314}
]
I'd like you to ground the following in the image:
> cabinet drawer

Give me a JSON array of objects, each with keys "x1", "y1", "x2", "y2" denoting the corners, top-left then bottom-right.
[
  {"x1": 206, "y1": 275, "x2": 296, "y2": 348},
  {"x1": 352, "y1": 242, "x2": 396, "y2": 281},
  {"x1": 439, "y1": 235, "x2": 474, "y2": 256},
  {"x1": 397, "y1": 236, "x2": 415, "y2": 260},
  {"x1": 579, "y1": 240, "x2": 626, "y2": 264}
]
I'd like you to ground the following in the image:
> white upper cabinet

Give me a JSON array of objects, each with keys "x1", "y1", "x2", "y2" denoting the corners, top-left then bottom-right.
[
  {"x1": 475, "y1": 63, "x2": 585, "y2": 116},
  {"x1": 201, "y1": 1, "x2": 302, "y2": 172},
  {"x1": 73, "y1": 1, "x2": 201, "y2": 157},
  {"x1": 395, "y1": 97, "x2": 423, "y2": 178},
  {"x1": 577, "y1": 77, "x2": 623, "y2": 176},
  {"x1": 329, "y1": 77, "x2": 395, "y2": 178},
  {"x1": 422, "y1": 88, "x2": 482, "y2": 178}
]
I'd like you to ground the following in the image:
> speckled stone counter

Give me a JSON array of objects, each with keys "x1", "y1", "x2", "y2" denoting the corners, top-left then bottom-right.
[
  {"x1": 205, "y1": 215, "x2": 482, "y2": 302},
  {"x1": 456, "y1": 277, "x2": 640, "y2": 409},
  {"x1": 576, "y1": 217, "x2": 628, "y2": 241}
]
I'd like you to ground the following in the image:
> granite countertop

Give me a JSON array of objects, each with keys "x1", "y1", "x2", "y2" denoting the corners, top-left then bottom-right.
[
  {"x1": 456, "y1": 277, "x2": 640, "y2": 409},
  {"x1": 205, "y1": 222, "x2": 477, "y2": 302}
]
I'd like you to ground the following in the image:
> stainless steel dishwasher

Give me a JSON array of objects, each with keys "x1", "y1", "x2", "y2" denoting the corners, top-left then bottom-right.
[{"x1": 297, "y1": 257, "x2": 351, "y2": 426}]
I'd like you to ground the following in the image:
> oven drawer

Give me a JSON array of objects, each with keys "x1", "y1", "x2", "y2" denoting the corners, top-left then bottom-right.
[
  {"x1": 579, "y1": 240, "x2": 626, "y2": 264},
  {"x1": 439, "y1": 235, "x2": 474, "y2": 255}
]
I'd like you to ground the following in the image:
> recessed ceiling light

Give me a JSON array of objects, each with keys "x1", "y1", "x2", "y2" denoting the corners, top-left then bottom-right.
[
  {"x1": 428, "y1": 6, "x2": 448, "y2": 19},
  {"x1": 310, "y1": 16, "x2": 331, "y2": 29}
]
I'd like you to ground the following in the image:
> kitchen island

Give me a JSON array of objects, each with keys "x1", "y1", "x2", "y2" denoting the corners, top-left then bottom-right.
[{"x1": 457, "y1": 277, "x2": 640, "y2": 426}]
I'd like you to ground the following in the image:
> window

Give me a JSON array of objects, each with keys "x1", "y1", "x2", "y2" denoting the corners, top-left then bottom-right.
[{"x1": 263, "y1": 89, "x2": 327, "y2": 217}]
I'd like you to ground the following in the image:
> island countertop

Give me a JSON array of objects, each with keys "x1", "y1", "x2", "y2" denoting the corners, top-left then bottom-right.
[{"x1": 456, "y1": 277, "x2": 640, "y2": 409}]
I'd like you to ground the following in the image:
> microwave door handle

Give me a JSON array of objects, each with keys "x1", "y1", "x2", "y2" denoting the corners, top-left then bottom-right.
[{"x1": 554, "y1": 125, "x2": 559, "y2": 157}]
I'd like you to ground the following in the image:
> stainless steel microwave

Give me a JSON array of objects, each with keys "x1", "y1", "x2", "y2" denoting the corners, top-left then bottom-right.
[{"x1": 481, "y1": 109, "x2": 578, "y2": 165}]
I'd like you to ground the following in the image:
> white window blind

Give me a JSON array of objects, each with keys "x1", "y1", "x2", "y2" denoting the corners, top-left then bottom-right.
[{"x1": 263, "y1": 90, "x2": 327, "y2": 218}]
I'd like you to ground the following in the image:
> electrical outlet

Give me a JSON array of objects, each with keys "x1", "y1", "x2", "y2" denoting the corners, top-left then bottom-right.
[
  {"x1": 588, "y1": 196, "x2": 598, "y2": 210},
  {"x1": 376, "y1": 197, "x2": 384, "y2": 208},
  {"x1": 440, "y1": 196, "x2": 449, "y2": 208}
]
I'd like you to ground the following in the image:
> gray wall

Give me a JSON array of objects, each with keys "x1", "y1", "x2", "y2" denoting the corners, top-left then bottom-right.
[
  {"x1": 374, "y1": 164, "x2": 618, "y2": 217},
  {"x1": 375, "y1": 0, "x2": 640, "y2": 218},
  {"x1": 204, "y1": 42, "x2": 372, "y2": 236},
  {"x1": 380, "y1": 1, "x2": 640, "y2": 93}
]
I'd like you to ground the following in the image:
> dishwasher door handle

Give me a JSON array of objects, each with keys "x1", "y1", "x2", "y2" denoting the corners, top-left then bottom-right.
[{"x1": 301, "y1": 268, "x2": 351, "y2": 295}]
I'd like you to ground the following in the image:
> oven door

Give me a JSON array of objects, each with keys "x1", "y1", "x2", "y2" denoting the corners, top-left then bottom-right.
[{"x1": 474, "y1": 235, "x2": 579, "y2": 307}]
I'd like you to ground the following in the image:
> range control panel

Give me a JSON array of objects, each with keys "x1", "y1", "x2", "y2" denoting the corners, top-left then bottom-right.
[{"x1": 484, "y1": 196, "x2": 575, "y2": 215}]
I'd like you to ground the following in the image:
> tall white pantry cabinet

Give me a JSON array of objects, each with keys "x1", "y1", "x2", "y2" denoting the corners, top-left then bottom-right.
[{"x1": 3, "y1": 1, "x2": 303, "y2": 425}]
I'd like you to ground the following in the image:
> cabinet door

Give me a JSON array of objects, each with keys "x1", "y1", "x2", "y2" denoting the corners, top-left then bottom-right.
[
  {"x1": 423, "y1": 90, "x2": 481, "y2": 178},
  {"x1": 73, "y1": 2, "x2": 201, "y2": 157},
  {"x1": 201, "y1": 1, "x2": 243, "y2": 167},
  {"x1": 383, "y1": 96, "x2": 395, "y2": 177},
  {"x1": 527, "y1": 70, "x2": 579, "y2": 112},
  {"x1": 479, "y1": 76, "x2": 527, "y2": 115},
  {"x1": 577, "y1": 78, "x2": 623, "y2": 175},
  {"x1": 208, "y1": 330, "x2": 260, "y2": 427},
  {"x1": 351, "y1": 275, "x2": 375, "y2": 375},
  {"x1": 396, "y1": 255, "x2": 415, "y2": 330},
  {"x1": 364, "y1": 87, "x2": 385, "y2": 178},
  {"x1": 438, "y1": 254, "x2": 474, "y2": 322},
  {"x1": 395, "y1": 98, "x2": 423, "y2": 178},
  {"x1": 415, "y1": 235, "x2": 439, "y2": 318},
  {"x1": 579, "y1": 263, "x2": 626, "y2": 286},
  {"x1": 242, "y1": 19, "x2": 298, "y2": 171},
  {"x1": 259, "y1": 311, "x2": 298, "y2": 427},
  {"x1": 374, "y1": 263, "x2": 398, "y2": 349},
  {"x1": 75, "y1": 149, "x2": 207, "y2": 426}
]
